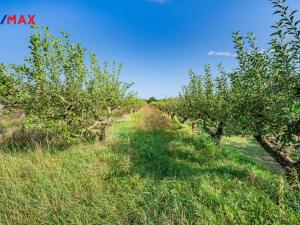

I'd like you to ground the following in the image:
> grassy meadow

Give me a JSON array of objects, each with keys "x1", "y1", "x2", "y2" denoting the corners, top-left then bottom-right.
[{"x1": 0, "y1": 106, "x2": 300, "y2": 224}]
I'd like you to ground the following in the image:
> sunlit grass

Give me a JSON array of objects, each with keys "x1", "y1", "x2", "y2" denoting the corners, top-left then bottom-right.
[{"x1": 0, "y1": 107, "x2": 299, "y2": 224}]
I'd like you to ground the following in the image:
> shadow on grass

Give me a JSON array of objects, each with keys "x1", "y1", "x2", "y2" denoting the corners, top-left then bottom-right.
[
  {"x1": 223, "y1": 137, "x2": 283, "y2": 174},
  {"x1": 108, "y1": 126, "x2": 249, "y2": 181}
]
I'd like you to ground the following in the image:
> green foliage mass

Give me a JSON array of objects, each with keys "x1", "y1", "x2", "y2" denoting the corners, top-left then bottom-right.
[
  {"x1": 152, "y1": 0, "x2": 300, "y2": 179},
  {"x1": 0, "y1": 26, "x2": 143, "y2": 142}
]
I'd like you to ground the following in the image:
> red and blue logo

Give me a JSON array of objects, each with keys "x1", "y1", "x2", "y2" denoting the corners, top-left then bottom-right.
[{"x1": 0, "y1": 15, "x2": 36, "y2": 25}]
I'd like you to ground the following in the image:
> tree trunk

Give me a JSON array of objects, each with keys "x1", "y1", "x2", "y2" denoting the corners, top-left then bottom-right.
[
  {"x1": 204, "y1": 121, "x2": 224, "y2": 147},
  {"x1": 215, "y1": 122, "x2": 224, "y2": 147},
  {"x1": 254, "y1": 135, "x2": 296, "y2": 177},
  {"x1": 191, "y1": 122, "x2": 196, "y2": 133},
  {"x1": 204, "y1": 121, "x2": 215, "y2": 138},
  {"x1": 99, "y1": 125, "x2": 107, "y2": 142},
  {"x1": 18, "y1": 109, "x2": 25, "y2": 119}
]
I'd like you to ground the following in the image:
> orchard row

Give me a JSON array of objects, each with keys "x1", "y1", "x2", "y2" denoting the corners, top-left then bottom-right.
[{"x1": 152, "y1": 0, "x2": 300, "y2": 179}]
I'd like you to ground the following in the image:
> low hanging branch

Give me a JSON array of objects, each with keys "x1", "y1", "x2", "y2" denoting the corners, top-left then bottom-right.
[{"x1": 203, "y1": 120, "x2": 224, "y2": 146}]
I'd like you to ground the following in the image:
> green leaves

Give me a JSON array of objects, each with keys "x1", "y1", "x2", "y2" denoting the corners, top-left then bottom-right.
[
  {"x1": 1, "y1": 26, "x2": 138, "y2": 143},
  {"x1": 271, "y1": 0, "x2": 300, "y2": 71},
  {"x1": 0, "y1": 64, "x2": 24, "y2": 115},
  {"x1": 153, "y1": 0, "x2": 300, "y2": 164}
]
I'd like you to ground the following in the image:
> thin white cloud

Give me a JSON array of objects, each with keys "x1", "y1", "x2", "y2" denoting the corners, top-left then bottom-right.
[
  {"x1": 208, "y1": 51, "x2": 237, "y2": 57},
  {"x1": 147, "y1": 0, "x2": 170, "y2": 4}
]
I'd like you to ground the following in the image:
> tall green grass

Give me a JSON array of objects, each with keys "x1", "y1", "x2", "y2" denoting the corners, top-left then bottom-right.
[{"x1": 0, "y1": 107, "x2": 299, "y2": 224}]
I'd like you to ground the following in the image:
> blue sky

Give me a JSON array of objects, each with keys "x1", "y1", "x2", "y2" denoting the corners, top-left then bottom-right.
[{"x1": 0, "y1": 0, "x2": 300, "y2": 98}]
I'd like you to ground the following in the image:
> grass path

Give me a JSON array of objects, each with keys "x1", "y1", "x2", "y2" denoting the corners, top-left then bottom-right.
[{"x1": 0, "y1": 106, "x2": 299, "y2": 224}]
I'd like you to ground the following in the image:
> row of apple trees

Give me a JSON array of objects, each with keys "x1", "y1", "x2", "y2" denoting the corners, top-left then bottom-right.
[
  {"x1": 0, "y1": 26, "x2": 145, "y2": 143},
  {"x1": 153, "y1": 0, "x2": 300, "y2": 179}
]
